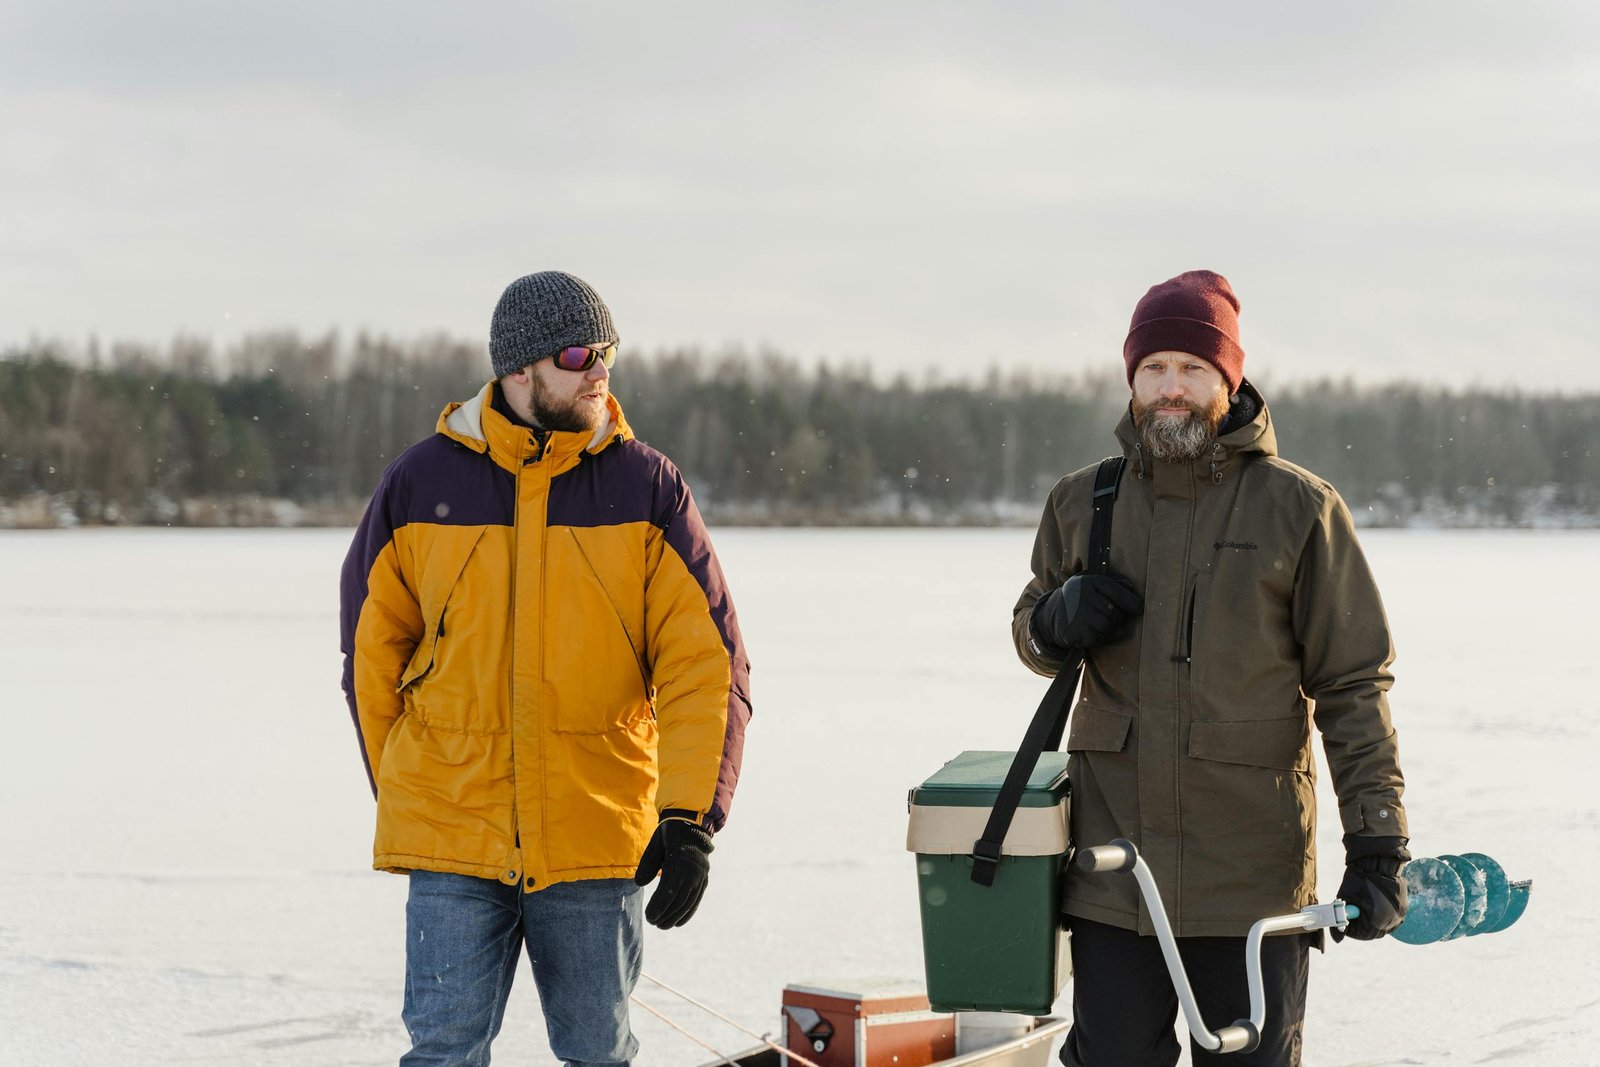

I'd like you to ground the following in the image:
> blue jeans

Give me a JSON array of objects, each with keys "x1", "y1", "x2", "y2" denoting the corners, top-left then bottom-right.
[{"x1": 401, "y1": 871, "x2": 643, "y2": 1066}]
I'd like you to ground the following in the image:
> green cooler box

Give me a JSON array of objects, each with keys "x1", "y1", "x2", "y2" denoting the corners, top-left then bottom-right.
[{"x1": 906, "y1": 750, "x2": 1072, "y2": 1015}]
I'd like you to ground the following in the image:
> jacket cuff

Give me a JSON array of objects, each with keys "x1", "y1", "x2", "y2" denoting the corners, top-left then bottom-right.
[
  {"x1": 1338, "y1": 797, "x2": 1407, "y2": 838},
  {"x1": 659, "y1": 807, "x2": 710, "y2": 832},
  {"x1": 1343, "y1": 831, "x2": 1409, "y2": 857}
]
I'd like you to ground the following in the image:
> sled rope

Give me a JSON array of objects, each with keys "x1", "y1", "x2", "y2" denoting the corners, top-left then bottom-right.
[
  {"x1": 636, "y1": 971, "x2": 826, "y2": 1067},
  {"x1": 628, "y1": 994, "x2": 743, "y2": 1065}
]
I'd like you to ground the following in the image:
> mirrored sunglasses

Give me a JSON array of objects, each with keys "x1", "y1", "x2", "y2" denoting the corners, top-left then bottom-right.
[{"x1": 547, "y1": 344, "x2": 617, "y2": 372}]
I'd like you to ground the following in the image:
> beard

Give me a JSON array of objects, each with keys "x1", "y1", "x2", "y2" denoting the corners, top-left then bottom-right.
[
  {"x1": 527, "y1": 373, "x2": 607, "y2": 434},
  {"x1": 1133, "y1": 391, "x2": 1230, "y2": 462}
]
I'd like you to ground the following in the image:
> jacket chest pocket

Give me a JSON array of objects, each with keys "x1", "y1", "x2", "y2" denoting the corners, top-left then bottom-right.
[
  {"x1": 549, "y1": 529, "x2": 653, "y2": 734},
  {"x1": 1178, "y1": 571, "x2": 1206, "y2": 671},
  {"x1": 1186, "y1": 557, "x2": 1299, "y2": 714}
]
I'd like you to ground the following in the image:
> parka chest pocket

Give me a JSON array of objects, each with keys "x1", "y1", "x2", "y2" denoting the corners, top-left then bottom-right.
[{"x1": 551, "y1": 529, "x2": 654, "y2": 734}]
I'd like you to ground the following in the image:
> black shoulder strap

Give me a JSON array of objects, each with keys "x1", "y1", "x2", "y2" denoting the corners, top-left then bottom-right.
[
  {"x1": 1087, "y1": 456, "x2": 1124, "y2": 576},
  {"x1": 971, "y1": 456, "x2": 1124, "y2": 887},
  {"x1": 1041, "y1": 454, "x2": 1123, "y2": 750}
]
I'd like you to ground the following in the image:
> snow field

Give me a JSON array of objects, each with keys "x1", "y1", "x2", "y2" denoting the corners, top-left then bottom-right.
[{"x1": 0, "y1": 528, "x2": 1595, "y2": 1065}]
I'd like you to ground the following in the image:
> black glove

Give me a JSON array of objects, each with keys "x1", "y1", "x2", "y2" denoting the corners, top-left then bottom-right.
[
  {"x1": 1030, "y1": 573, "x2": 1143, "y2": 655},
  {"x1": 1331, "y1": 834, "x2": 1410, "y2": 942},
  {"x1": 632, "y1": 818, "x2": 714, "y2": 929}
]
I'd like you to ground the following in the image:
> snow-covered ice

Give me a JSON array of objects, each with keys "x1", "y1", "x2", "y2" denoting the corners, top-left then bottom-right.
[{"x1": 1, "y1": 528, "x2": 1597, "y2": 1065}]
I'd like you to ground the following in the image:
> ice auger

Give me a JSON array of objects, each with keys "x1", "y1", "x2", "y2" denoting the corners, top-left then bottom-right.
[{"x1": 1076, "y1": 839, "x2": 1532, "y2": 1055}]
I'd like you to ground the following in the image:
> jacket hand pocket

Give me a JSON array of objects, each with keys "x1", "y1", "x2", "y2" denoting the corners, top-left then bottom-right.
[
  {"x1": 398, "y1": 616, "x2": 442, "y2": 692},
  {"x1": 397, "y1": 527, "x2": 484, "y2": 715}
]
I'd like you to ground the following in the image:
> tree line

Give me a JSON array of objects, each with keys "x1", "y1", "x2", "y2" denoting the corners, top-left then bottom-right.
[{"x1": 2, "y1": 333, "x2": 1596, "y2": 528}]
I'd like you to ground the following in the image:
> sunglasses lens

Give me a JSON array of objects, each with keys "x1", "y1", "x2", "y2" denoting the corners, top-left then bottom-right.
[
  {"x1": 553, "y1": 346, "x2": 592, "y2": 370},
  {"x1": 551, "y1": 345, "x2": 616, "y2": 371}
]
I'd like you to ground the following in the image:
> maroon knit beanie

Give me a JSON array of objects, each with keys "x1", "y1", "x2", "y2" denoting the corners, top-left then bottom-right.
[{"x1": 1123, "y1": 270, "x2": 1245, "y2": 394}]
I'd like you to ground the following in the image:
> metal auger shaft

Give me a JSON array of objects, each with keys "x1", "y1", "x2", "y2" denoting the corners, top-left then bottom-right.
[{"x1": 1076, "y1": 839, "x2": 1354, "y2": 1055}]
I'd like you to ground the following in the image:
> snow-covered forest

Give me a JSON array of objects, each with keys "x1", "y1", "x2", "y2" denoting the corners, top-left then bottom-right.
[{"x1": 4, "y1": 335, "x2": 1597, "y2": 529}]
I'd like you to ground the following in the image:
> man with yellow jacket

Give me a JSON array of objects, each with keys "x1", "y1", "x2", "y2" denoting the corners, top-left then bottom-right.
[
  {"x1": 340, "y1": 271, "x2": 751, "y2": 1065},
  {"x1": 1014, "y1": 271, "x2": 1408, "y2": 1067}
]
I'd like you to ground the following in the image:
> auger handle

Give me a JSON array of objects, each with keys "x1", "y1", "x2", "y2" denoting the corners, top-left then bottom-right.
[
  {"x1": 1213, "y1": 1023, "x2": 1260, "y2": 1055},
  {"x1": 1076, "y1": 838, "x2": 1354, "y2": 1055},
  {"x1": 1075, "y1": 839, "x2": 1138, "y2": 873}
]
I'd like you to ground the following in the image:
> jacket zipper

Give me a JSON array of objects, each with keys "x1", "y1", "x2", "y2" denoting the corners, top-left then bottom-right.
[
  {"x1": 528, "y1": 432, "x2": 552, "y2": 888},
  {"x1": 521, "y1": 428, "x2": 560, "y2": 889},
  {"x1": 1170, "y1": 458, "x2": 1201, "y2": 928},
  {"x1": 507, "y1": 433, "x2": 548, "y2": 883}
]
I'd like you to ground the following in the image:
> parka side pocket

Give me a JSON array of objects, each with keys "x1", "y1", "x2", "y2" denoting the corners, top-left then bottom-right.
[
  {"x1": 1066, "y1": 703, "x2": 1133, "y2": 753},
  {"x1": 1188, "y1": 716, "x2": 1311, "y2": 772},
  {"x1": 1186, "y1": 716, "x2": 1316, "y2": 856}
]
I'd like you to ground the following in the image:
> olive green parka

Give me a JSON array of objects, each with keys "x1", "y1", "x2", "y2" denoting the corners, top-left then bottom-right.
[{"x1": 1013, "y1": 382, "x2": 1407, "y2": 937}]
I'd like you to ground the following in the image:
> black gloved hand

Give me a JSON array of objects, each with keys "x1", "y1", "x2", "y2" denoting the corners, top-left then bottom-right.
[
  {"x1": 632, "y1": 818, "x2": 714, "y2": 929},
  {"x1": 1331, "y1": 834, "x2": 1410, "y2": 942},
  {"x1": 1030, "y1": 573, "x2": 1144, "y2": 655}
]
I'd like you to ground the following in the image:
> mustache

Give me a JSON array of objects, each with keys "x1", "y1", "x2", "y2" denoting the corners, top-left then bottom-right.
[{"x1": 1133, "y1": 397, "x2": 1207, "y2": 422}]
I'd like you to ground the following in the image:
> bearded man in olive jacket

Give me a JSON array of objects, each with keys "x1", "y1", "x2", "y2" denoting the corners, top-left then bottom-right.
[{"x1": 1013, "y1": 270, "x2": 1409, "y2": 1067}]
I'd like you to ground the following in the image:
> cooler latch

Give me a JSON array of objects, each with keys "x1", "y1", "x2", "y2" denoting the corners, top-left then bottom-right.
[{"x1": 784, "y1": 1006, "x2": 835, "y2": 1053}]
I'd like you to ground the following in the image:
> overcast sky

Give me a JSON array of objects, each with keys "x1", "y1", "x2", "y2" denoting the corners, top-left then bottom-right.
[{"x1": 3, "y1": 1, "x2": 1596, "y2": 389}]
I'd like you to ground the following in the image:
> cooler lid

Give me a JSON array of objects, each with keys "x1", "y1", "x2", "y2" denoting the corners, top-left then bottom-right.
[
  {"x1": 908, "y1": 750, "x2": 1071, "y2": 808},
  {"x1": 782, "y1": 978, "x2": 931, "y2": 1018}
]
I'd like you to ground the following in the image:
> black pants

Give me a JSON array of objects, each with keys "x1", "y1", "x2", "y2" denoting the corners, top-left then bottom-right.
[{"x1": 1060, "y1": 917, "x2": 1311, "y2": 1067}]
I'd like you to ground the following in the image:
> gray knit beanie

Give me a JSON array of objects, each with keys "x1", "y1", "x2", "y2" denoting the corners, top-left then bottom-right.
[{"x1": 488, "y1": 271, "x2": 618, "y2": 378}]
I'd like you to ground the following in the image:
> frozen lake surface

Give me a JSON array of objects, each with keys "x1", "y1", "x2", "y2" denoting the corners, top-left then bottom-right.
[{"x1": 1, "y1": 527, "x2": 1597, "y2": 1065}]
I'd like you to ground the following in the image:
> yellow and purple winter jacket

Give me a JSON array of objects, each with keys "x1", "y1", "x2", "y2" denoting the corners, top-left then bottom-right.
[{"x1": 339, "y1": 382, "x2": 751, "y2": 892}]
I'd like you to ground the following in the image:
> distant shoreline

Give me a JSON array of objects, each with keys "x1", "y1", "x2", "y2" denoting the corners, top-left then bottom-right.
[{"x1": 3, "y1": 495, "x2": 1596, "y2": 532}]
